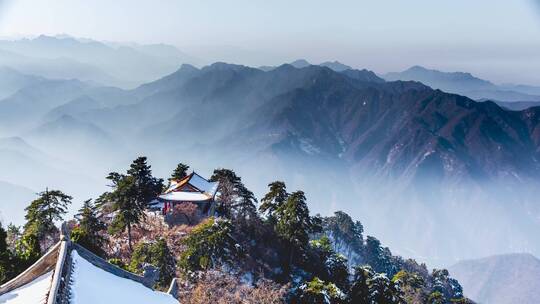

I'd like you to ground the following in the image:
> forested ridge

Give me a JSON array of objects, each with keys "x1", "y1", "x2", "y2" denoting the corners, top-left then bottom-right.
[{"x1": 0, "y1": 157, "x2": 472, "y2": 303}]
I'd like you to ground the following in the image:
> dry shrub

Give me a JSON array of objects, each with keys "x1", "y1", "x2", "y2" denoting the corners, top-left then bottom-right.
[
  {"x1": 103, "y1": 211, "x2": 195, "y2": 262},
  {"x1": 165, "y1": 203, "x2": 201, "y2": 226},
  {"x1": 179, "y1": 271, "x2": 288, "y2": 304}
]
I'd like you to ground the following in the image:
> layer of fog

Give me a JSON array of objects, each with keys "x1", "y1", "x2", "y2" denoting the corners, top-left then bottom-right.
[
  {"x1": 0, "y1": 40, "x2": 539, "y2": 268},
  {"x1": 1, "y1": 121, "x2": 539, "y2": 268}
]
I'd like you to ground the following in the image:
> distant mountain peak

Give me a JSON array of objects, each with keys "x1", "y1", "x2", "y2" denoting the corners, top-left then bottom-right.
[
  {"x1": 289, "y1": 59, "x2": 311, "y2": 68},
  {"x1": 205, "y1": 62, "x2": 251, "y2": 71},
  {"x1": 405, "y1": 65, "x2": 429, "y2": 72},
  {"x1": 384, "y1": 65, "x2": 496, "y2": 96},
  {"x1": 177, "y1": 63, "x2": 198, "y2": 71},
  {"x1": 398, "y1": 65, "x2": 487, "y2": 82},
  {"x1": 320, "y1": 61, "x2": 353, "y2": 72}
]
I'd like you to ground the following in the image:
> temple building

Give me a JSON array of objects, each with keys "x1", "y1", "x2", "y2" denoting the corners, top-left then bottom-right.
[
  {"x1": 149, "y1": 172, "x2": 219, "y2": 216},
  {"x1": 0, "y1": 226, "x2": 179, "y2": 304}
]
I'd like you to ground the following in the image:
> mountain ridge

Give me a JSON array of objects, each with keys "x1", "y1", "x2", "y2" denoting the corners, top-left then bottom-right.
[{"x1": 385, "y1": 66, "x2": 540, "y2": 102}]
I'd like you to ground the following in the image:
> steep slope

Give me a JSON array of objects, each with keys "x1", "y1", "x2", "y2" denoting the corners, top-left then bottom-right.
[
  {"x1": 235, "y1": 69, "x2": 540, "y2": 185},
  {"x1": 449, "y1": 253, "x2": 540, "y2": 304},
  {"x1": 81, "y1": 62, "x2": 540, "y2": 187},
  {"x1": 340, "y1": 68, "x2": 385, "y2": 83}
]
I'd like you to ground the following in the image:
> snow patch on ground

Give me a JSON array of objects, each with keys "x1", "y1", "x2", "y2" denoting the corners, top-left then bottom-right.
[
  {"x1": 69, "y1": 251, "x2": 178, "y2": 304},
  {"x1": 0, "y1": 271, "x2": 53, "y2": 304}
]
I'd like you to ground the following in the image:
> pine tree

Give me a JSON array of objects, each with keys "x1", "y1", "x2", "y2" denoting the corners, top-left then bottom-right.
[
  {"x1": 310, "y1": 236, "x2": 350, "y2": 291},
  {"x1": 349, "y1": 265, "x2": 404, "y2": 304},
  {"x1": 23, "y1": 189, "x2": 72, "y2": 251},
  {"x1": 326, "y1": 253, "x2": 350, "y2": 292},
  {"x1": 296, "y1": 277, "x2": 346, "y2": 304},
  {"x1": 210, "y1": 168, "x2": 258, "y2": 225},
  {"x1": 430, "y1": 269, "x2": 465, "y2": 302},
  {"x1": 127, "y1": 156, "x2": 164, "y2": 206},
  {"x1": 275, "y1": 191, "x2": 316, "y2": 248},
  {"x1": 233, "y1": 184, "x2": 258, "y2": 224},
  {"x1": 368, "y1": 273, "x2": 404, "y2": 304},
  {"x1": 274, "y1": 191, "x2": 321, "y2": 269},
  {"x1": 349, "y1": 266, "x2": 373, "y2": 303},
  {"x1": 323, "y1": 211, "x2": 364, "y2": 265},
  {"x1": 179, "y1": 217, "x2": 237, "y2": 275},
  {"x1": 259, "y1": 181, "x2": 288, "y2": 220},
  {"x1": 210, "y1": 168, "x2": 242, "y2": 218},
  {"x1": 149, "y1": 239, "x2": 176, "y2": 289},
  {"x1": 71, "y1": 199, "x2": 107, "y2": 257},
  {"x1": 16, "y1": 233, "x2": 41, "y2": 267},
  {"x1": 171, "y1": 163, "x2": 190, "y2": 180},
  {"x1": 392, "y1": 270, "x2": 426, "y2": 304},
  {"x1": 129, "y1": 239, "x2": 176, "y2": 289},
  {"x1": 107, "y1": 157, "x2": 164, "y2": 251},
  {"x1": 108, "y1": 175, "x2": 140, "y2": 251},
  {"x1": 365, "y1": 236, "x2": 396, "y2": 276}
]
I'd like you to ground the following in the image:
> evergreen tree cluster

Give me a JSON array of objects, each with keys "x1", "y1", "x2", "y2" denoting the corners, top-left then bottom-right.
[
  {"x1": 179, "y1": 217, "x2": 238, "y2": 275},
  {"x1": 179, "y1": 176, "x2": 472, "y2": 304},
  {"x1": 0, "y1": 156, "x2": 473, "y2": 304},
  {"x1": 71, "y1": 199, "x2": 107, "y2": 257},
  {"x1": 0, "y1": 189, "x2": 72, "y2": 284},
  {"x1": 129, "y1": 238, "x2": 176, "y2": 289}
]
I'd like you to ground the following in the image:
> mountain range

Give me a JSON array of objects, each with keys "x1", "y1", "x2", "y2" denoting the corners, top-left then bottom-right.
[
  {"x1": 0, "y1": 35, "x2": 195, "y2": 88},
  {"x1": 0, "y1": 39, "x2": 540, "y2": 266},
  {"x1": 385, "y1": 65, "x2": 540, "y2": 105},
  {"x1": 94, "y1": 62, "x2": 540, "y2": 187},
  {"x1": 449, "y1": 253, "x2": 540, "y2": 304}
]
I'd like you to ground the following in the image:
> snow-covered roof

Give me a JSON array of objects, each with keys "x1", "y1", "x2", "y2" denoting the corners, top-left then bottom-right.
[
  {"x1": 163, "y1": 172, "x2": 219, "y2": 202},
  {"x1": 0, "y1": 227, "x2": 180, "y2": 304},
  {"x1": 0, "y1": 271, "x2": 52, "y2": 304},
  {"x1": 159, "y1": 191, "x2": 213, "y2": 202},
  {"x1": 189, "y1": 172, "x2": 219, "y2": 195},
  {"x1": 70, "y1": 251, "x2": 177, "y2": 304}
]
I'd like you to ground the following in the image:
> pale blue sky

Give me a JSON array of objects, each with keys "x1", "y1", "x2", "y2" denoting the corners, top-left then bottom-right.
[{"x1": 0, "y1": 0, "x2": 540, "y2": 84}]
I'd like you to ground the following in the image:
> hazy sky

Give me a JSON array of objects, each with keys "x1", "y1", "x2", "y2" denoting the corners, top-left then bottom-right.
[{"x1": 1, "y1": 0, "x2": 540, "y2": 84}]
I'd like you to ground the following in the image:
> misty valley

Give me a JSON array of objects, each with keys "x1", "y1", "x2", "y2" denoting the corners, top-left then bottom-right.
[{"x1": 0, "y1": 34, "x2": 540, "y2": 304}]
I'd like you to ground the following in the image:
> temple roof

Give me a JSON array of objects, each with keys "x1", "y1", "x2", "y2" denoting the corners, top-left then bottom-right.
[
  {"x1": 0, "y1": 227, "x2": 179, "y2": 304},
  {"x1": 160, "y1": 172, "x2": 218, "y2": 202},
  {"x1": 0, "y1": 271, "x2": 52, "y2": 304},
  {"x1": 159, "y1": 191, "x2": 213, "y2": 202}
]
